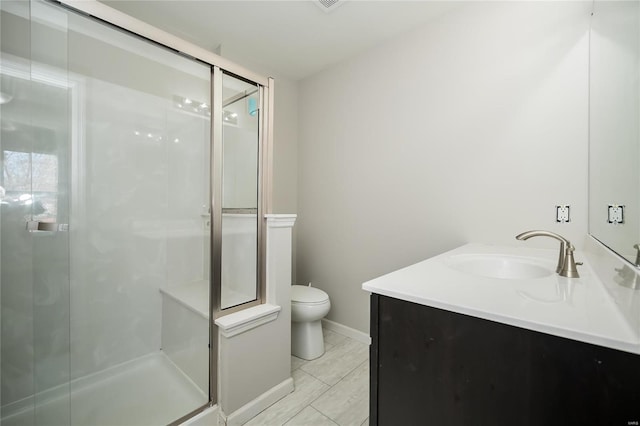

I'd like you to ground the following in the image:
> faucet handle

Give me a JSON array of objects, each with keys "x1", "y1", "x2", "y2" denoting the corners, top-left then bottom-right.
[{"x1": 559, "y1": 245, "x2": 580, "y2": 278}]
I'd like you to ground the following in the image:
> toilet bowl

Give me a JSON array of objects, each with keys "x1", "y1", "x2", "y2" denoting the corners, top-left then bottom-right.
[{"x1": 291, "y1": 285, "x2": 331, "y2": 360}]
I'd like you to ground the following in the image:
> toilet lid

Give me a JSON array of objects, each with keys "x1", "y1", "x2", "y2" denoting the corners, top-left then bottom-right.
[{"x1": 291, "y1": 285, "x2": 329, "y2": 304}]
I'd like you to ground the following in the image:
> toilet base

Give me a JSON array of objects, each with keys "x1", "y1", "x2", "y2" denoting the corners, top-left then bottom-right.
[{"x1": 291, "y1": 320, "x2": 325, "y2": 360}]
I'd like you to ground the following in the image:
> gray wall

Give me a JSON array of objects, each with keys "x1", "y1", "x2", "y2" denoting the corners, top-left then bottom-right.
[
  {"x1": 296, "y1": 2, "x2": 591, "y2": 333},
  {"x1": 271, "y1": 78, "x2": 299, "y2": 217},
  {"x1": 271, "y1": 78, "x2": 299, "y2": 283}
]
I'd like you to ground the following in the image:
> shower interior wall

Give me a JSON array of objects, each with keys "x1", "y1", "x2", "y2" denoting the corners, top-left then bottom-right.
[{"x1": 67, "y1": 22, "x2": 212, "y2": 382}]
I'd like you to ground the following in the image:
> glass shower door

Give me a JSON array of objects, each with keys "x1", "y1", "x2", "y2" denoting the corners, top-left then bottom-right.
[
  {"x1": 1, "y1": 1, "x2": 72, "y2": 424},
  {"x1": 65, "y1": 8, "x2": 211, "y2": 425},
  {"x1": 2, "y1": 1, "x2": 213, "y2": 424},
  {"x1": 219, "y1": 73, "x2": 260, "y2": 310}
]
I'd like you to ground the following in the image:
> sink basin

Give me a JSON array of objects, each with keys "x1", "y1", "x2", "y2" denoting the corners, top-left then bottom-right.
[{"x1": 446, "y1": 254, "x2": 555, "y2": 279}]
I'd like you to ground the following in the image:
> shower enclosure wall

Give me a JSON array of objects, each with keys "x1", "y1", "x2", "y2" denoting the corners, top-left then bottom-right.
[{"x1": 0, "y1": 1, "x2": 272, "y2": 424}]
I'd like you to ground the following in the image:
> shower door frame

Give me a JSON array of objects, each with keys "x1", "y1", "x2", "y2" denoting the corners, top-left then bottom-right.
[{"x1": 46, "y1": 0, "x2": 275, "y2": 420}]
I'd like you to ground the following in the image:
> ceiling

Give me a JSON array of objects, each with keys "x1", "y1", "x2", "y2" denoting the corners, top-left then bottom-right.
[{"x1": 101, "y1": 1, "x2": 459, "y2": 81}]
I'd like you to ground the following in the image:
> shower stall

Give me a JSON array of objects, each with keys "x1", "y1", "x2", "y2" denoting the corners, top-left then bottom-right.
[{"x1": 0, "y1": 1, "x2": 272, "y2": 424}]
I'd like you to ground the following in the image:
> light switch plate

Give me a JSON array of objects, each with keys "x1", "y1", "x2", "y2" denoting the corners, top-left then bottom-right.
[
  {"x1": 556, "y1": 205, "x2": 570, "y2": 223},
  {"x1": 608, "y1": 205, "x2": 624, "y2": 224}
]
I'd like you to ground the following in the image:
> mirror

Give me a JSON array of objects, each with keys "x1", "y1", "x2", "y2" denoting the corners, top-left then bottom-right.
[{"x1": 589, "y1": 1, "x2": 640, "y2": 266}]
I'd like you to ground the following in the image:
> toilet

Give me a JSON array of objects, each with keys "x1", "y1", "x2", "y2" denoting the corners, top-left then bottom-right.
[{"x1": 291, "y1": 285, "x2": 331, "y2": 360}]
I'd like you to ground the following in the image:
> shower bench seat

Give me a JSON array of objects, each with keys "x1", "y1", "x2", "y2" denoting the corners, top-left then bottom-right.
[
  {"x1": 159, "y1": 281, "x2": 209, "y2": 393},
  {"x1": 160, "y1": 280, "x2": 210, "y2": 319}
]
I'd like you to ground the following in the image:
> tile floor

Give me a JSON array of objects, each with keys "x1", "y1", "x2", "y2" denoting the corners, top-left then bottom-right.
[{"x1": 244, "y1": 329, "x2": 370, "y2": 426}]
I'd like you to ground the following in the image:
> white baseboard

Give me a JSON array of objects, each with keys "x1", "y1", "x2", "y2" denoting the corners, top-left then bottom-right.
[
  {"x1": 322, "y1": 318, "x2": 371, "y2": 345},
  {"x1": 223, "y1": 377, "x2": 294, "y2": 426}
]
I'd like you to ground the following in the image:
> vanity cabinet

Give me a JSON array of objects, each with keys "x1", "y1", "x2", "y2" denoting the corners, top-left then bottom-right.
[{"x1": 369, "y1": 294, "x2": 640, "y2": 426}]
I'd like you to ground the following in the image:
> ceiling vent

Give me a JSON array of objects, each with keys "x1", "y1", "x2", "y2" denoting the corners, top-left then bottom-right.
[{"x1": 313, "y1": 0, "x2": 346, "y2": 14}]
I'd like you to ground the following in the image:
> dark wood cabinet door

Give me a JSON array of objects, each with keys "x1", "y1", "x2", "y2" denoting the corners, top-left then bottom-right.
[{"x1": 370, "y1": 294, "x2": 640, "y2": 426}]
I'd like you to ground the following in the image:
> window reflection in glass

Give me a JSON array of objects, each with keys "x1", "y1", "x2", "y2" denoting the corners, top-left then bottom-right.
[{"x1": 2, "y1": 150, "x2": 58, "y2": 219}]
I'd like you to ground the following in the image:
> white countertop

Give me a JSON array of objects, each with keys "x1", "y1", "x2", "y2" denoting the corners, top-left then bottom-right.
[{"x1": 362, "y1": 243, "x2": 640, "y2": 355}]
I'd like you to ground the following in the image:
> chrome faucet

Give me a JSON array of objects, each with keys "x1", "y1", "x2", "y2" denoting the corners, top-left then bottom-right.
[{"x1": 515, "y1": 230, "x2": 580, "y2": 278}]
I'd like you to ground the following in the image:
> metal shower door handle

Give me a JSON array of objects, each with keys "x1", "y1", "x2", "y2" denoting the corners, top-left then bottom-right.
[{"x1": 26, "y1": 221, "x2": 69, "y2": 232}]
